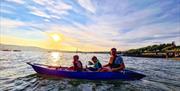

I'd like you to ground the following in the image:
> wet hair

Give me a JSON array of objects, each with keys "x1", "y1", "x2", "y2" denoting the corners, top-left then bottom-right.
[
  {"x1": 92, "y1": 56, "x2": 97, "y2": 60},
  {"x1": 110, "y1": 48, "x2": 117, "y2": 55},
  {"x1": 111, "y1": 48, "x2": 117, "y2": 51},
  {"x1": 73, "y1": 55, "x2": 79, "y2": 59}
]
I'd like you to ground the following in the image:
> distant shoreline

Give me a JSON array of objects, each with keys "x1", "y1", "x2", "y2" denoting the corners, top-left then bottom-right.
[
  {"x1": 123, "y1": 55, "x2": 180, "y2": 60},
  {"x1": 1, "y1": 50, "x2": 180, "y2": 60}
]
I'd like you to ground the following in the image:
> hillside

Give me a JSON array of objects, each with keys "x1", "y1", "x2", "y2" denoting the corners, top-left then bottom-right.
[
  {"x1": 126, "y1": 42, "x2": 179, "y2": 54},
  {"x1": 0, "y1": 44, "x2": 48, "y2": 51}
]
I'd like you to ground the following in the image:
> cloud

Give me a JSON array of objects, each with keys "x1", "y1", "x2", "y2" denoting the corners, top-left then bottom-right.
[
  {"x1": 0, "y1": 8, "x2": 14, "y2": 14},
  {"x1": 25, "y1": 2, "x2": 180, "y2": 50},
  {"x1": 29, "y1": 6, "x2": 51, "y2": 18},
  {"x1": 29, "y1": 0, "x2": 72, "y2": 20},
  {"x1": 0, "y1": 17, "x2": 47, "y2": 40},
  {"x1": 5, "y1": 0, "x2": 25, "y2": 4},
  {"x1": 120, "y1": 22, "x2": 180, "y2": 40},
  {"x1": 0, "y1": 35, "x2": 49, "y2": 49},
  {"x1": 0, "y1": 18, "x2": 26, "y2": 28},
  {"x1": 32, "y1": 0, "x2": 45, "y2": 5},
  {"x1": 77, "y1": 0, "x2": 96, "y2": 13},
  {"x1": 1, "y1": 0, "x2": 180, "y2": 51}
]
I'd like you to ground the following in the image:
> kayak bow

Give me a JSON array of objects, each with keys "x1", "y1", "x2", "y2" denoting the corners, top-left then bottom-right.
[{"x1": 27, "y1": 62, "x2": 145, "y2": 80}]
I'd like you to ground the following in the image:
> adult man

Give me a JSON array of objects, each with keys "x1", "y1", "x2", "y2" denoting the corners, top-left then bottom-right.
[{"x1": 100, "y1": 48, "x2": 125, "y2": 72}]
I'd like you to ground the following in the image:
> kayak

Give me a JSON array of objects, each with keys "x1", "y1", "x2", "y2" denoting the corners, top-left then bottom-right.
[{"x1": 27, "y1": 62, "x2": 145, "y2": 80}]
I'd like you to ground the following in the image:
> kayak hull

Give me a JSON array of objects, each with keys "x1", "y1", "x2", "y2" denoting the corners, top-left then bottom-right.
[{"x1": 28, "y1": 63, "x2": 145, "y2": 80}]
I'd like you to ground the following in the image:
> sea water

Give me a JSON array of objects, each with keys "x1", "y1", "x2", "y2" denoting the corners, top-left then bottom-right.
[{"x1": 0, "y1": 51, "x2": 180, "y2": 91}]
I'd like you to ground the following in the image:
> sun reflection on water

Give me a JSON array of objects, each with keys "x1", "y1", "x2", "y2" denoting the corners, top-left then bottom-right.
[
  {"x1": 48, "y1": 52, "x2": 61, "y2": 66},
  {"x1": 51, "y1": 52, "x2": 60, "y2": 61}
]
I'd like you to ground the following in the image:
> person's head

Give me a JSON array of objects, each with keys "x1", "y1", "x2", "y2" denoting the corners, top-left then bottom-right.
[
  {"x1": 73, "y1": 55, "x2": 79, "y2": 61},
  {"x1": 92, "y1": 56, "x2": 98, "y2": 63},
  {"x1": 110, "y1": 48, "x2": 117, "y2": 56}
]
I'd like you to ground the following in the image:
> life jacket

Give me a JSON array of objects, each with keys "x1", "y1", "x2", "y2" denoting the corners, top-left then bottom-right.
[
  {"x1": 73, "y1": 60, "x2": 83, "y2": 71},
  {"x1": 109, "y1": 56, "x2": 123, "y2": 68},
  {"x1": 94, "y1": 60, "x2": 102, "y2": 69}
]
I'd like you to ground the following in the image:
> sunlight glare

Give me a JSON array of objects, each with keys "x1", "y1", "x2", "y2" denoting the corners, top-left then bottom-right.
[
  {"x1": 51, "y1": 34, "x2": 60, "y2": 42},
  {"x1": 51, "y1": 52, "x2": 60, "y2": 62}
]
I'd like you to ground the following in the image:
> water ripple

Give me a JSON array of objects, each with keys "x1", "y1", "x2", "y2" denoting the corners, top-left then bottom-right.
[{"x1": 0, "y1": 51, "x2": 180, "y2": 91}]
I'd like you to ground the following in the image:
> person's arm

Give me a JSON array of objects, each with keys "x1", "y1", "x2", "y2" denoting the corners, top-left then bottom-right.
[
  {"x1": 79, "y1": 61, "x2": 83, "y2": 69},
  {"x1": 99, "y1": 62, "x2": 102, "y2": 68},
  {"x1": 103, "y1": 57, "x2": 113, "y2": 67},
  {"x1": 103, "y1": 63, "x2": 109, "y2": 67},
  {"x1": 111, "y1": 63, "x2": 125, "y2": 72}
]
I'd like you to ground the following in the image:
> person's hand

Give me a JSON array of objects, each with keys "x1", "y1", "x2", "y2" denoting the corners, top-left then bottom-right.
[
  {"x1": 97, "y1": 68, "x2": 102, "y2": 72},
  {"x1": 111, "y1": 68, "x2": 116, "y2": 72},
  {"x1": 109, "y1": 69, "x2": 113, "y2": 72}
]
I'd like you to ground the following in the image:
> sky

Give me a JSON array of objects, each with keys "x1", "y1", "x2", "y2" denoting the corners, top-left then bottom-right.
[{"x1": 0, "y1": 0, "x2": 180, "y2": 51}]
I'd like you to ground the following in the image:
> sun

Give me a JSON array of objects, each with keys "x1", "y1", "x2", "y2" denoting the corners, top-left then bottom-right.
[{"x1": 51, "y1": 34, "x2": 61, "y2": 42}]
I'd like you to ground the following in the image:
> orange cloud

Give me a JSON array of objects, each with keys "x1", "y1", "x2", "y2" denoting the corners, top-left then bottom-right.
[
  {"x1": 0, "y1": 35, "x2": 48, "y2": 49},
  {"x1": 0, "y1": 35, "x2": 78, "y2": 51}
]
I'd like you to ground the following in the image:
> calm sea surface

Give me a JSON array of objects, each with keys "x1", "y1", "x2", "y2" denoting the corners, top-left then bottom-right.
[{"x1": 0, "y1": 51, "x2": 180, "y2": 91}]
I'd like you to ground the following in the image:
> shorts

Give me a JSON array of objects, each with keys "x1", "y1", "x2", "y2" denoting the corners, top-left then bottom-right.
[{"x1": 100, "y1": 67, "x2": 112, "y2": 72}]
